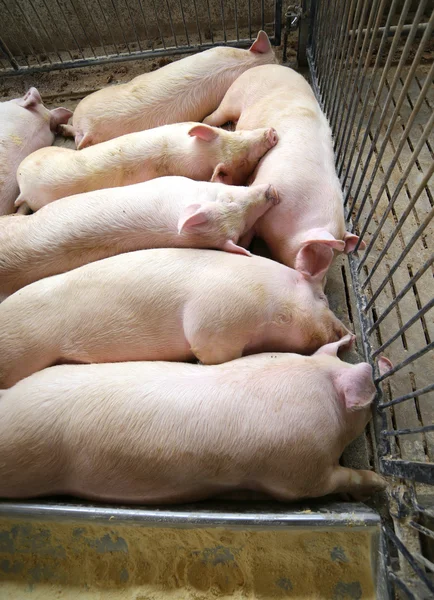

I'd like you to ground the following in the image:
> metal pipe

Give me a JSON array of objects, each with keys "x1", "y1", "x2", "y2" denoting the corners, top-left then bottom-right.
[{"x1": 349, "y1": 22, "x2": 429, "y2": 37}]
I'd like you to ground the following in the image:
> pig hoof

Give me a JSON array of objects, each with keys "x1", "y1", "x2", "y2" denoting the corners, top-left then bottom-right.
[
  {"x1": 266, "y1": 128, "x2": 279, "y2": 148},
  {"x1": 266, "y1": 185, "x2": 280, "y2": 205}
]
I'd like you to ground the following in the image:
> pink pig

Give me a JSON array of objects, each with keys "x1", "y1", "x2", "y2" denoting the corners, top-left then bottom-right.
[
  {"x1": 0, "y1": 87, "x2": 71, "y2": 215},
  {"x1": 0, "y1": 248, "x2": 350, "y2": 388},
  {"x1": 15, "y1": 122, "x2": 278, "y2": 213},
  {"x1": 0, "y1": 336, "x2": 390, "y2": 503},
  {"x1": 0, "y1": 177, "x2": 278, "y2": 298},
  {"x1": 204, "y1": 65, "x2": 364, "y2": 279},
  {"x1": 62, "y1": 31, "x2": 277, "y2": 149}
]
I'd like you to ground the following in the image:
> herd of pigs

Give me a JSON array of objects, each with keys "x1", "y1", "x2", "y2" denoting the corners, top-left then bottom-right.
[{"x1": 0, "y1": 32, "x2": 391, "y2": 505}]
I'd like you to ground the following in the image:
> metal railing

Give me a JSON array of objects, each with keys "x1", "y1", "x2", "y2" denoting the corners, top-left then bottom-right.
[
  {"x1": 0, "y1": 0, "x2": 282, "y2": 75},
  {"x1": 305, "y1": 0, "x2": 434, "y2": 597}
]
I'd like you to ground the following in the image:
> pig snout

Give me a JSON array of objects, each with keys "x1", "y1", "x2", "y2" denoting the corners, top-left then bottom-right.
[{"x1": 264, "y1": 127, "x2": 278, "y2": 150}]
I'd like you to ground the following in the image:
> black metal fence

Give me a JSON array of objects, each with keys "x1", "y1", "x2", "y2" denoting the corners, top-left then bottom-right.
[
  {"x1": 305, "y1": 0, "x2": 434, "y2": 597},
  {"x1": 0, "y1": 0, "x2": 282, "y2": 75}
]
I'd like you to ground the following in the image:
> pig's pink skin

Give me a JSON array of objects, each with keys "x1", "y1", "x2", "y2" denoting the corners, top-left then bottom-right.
[
  {"x1": 15, "y1": 122, "x2": 278, "y2": 213},
  {"x1": 0, "y1": 177, "x2": 278, "y2": 297},
  {"x1": 0, "y1": 88, "x2": 72, "y2": 216},
  {"x1": 67, "y1": 31, "x2": 277, "y2": 149},
  {"x1": 0, "y1": 341, "x2": 387, "y2": 503},
  {"x1": 0, "y1": 248, "x2": 350, "y2": 388},
  {"x1": 204, "y1": 65, "x2": 365, "y2": 277}
]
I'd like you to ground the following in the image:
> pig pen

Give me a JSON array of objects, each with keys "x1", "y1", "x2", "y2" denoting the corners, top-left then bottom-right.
[{"x1": 0, "y1": 0, "x2": 433, "y2": 598}]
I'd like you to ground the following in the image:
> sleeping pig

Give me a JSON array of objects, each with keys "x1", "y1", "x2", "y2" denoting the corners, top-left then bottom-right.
[
  {"x1": 15, "y1": 122, "x2": 278, "y2": 213},
  {"x1": 0, "y1": 87, "x2": 72, "y2": 215},
  {"x1": 0, "y1": 336, "x2": 390, "y2": 503},
  {"x1": 204, "y1": 65, "x2": 364, "y2": 279},
  {"x1": 0, "y1": 177, "x2": 278, "y2": 297},
  {"x1": 62, "y1": 31, "x2": 276, "y2": 148},
  {"x1": 0, "y1": 248, "x2": 350, "y2": 388}
]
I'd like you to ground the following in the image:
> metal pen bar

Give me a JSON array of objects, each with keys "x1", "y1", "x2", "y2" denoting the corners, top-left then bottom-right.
[
  {"x1": 97, "y1": 0, "x2": 120, "y2": 54},
  {"x1": 337, "y1": 0, "x2": 385, "y2": 175},
  {"x1": 344, "y1": 0, "x2": 415, "y2": 212},
  {"x1": 219, "y1": 0, "x2": 226, "y2": 43},
  {"x1": 368, "y1": 256, "x2": 434, "y2": 334},
  {"x1": 311, "y1": 0, "x2": 327, "y2": 69},
  {"x1": 372, "y1": 299, "x2": 434, "y2": 357},
  {"x1": 413, "y1": 552, "x2": 434, "y2": 574},
  {"x1": 166, "y1": 0, "x2": 178, "y2": 47},
  {"x1": 110, "y1": 0, "x2": 133, "y2": 53},
  {"x1": 52, "y1": 0, "x2": 85, "y2": 60},
  {"x1": 362, "y1": 181, "x2": 434, "y2": 303},
  {"x1": 376, "y1": 341, "x2": 434, "y2": 383},
  {"x1": 328, "y1": 0, "x2": 358, "y2": 129},
  {"x1": 383, "y1": 524, "x2": 434, "y2": 594},
  {"x1": 347, "y1": 0, "x2": 430, "y2": 218},
  {"x1": 342, "y1": 0, "x2": 399, "y2": 193},
  {"x1": 378, "y1": 383, "x2": 434, "y2": 409},
  {"x1": 261, "y1": 0, "x2": 264, "y2": 30},
  {"x1": 350, "y1": 23, "x2": 429, "y2": 38},
  {"x1": 330, "y1": 0, "x2": 364, "y2": 137},
  {"x1": 136, "y1": 0, "x2": 151, "y2": 50},
  {"x1": 317, "y1": 0, "x2": 341, "y2": 100},
  {"x1": 334, "y1": 0, "x2": 371, "y2": 154},
  {"x1": 13, "y1": 0, "x2": 44, "y2": 65},
  {"x1": 234, "y1": 0, "x2": 239, "y2": 41},
  {"x1": 248, "y1": 0, "x2": 251, "y2": 40},
  {"x1": 409, "y1": 521, "x2": 434, "y2": 542},
  {"x1": 315, "y1": 0, "x2": 336, "y2": 90},
  {"x1": 179, "y1": 0, "x2": 190, "y2": 46},
  {"x1": 28, "y1": 0, "x2": 62, "y2": 64},
  {"x1": 150, "y1": 0, "x2": 166, "y2": 50},
  {"x1": 125, "y1": 0, "x2": 143, "y2": 51},
  {"x1": 320, "y1": 0, "x2": 348, "y2": 112},
  {"x1": 41, "y1": 0, "x2": 74, "y2": 62},
  {"x1": 274, "y1": 0, "x2": 282, "y2": 46},
  {"x1": 205, "y1": 0, "x2": 213, "y2": 44},
  {"x1": 192, "y1": 0, "x2": 202, "y2": 46},
  {"x1": 388, "y1": 571, "x2": 417, "y2": 600},
  {"x1": 355, "y1": 62, "x2": 434, "y2": 253},
  {"x1": 382, "y1": 424, "x2": 434, "y2": 436},
  {"x1": 0, "y1": 36, "x2": 19, "y2": 70},
  {"x1": 84, "y1": 1, "x2": 108, "y2": 57},
  {"x1": 70, "y1": 0, "x2": 98, "y2": 59}
]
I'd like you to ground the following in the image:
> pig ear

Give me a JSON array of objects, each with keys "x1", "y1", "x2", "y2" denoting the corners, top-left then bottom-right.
[
  {"x1": 336, "y1": 363, "x2": 376, "y2": 411},
  {"x1": 178, "y1": 203, "x2": 210, "y2": 233},
  {"x1": 344, "y1": 231, "x2": 366, "y2": 253},
  {"x1": 314, "y1": 334, "x2": 355, "y2": 357},
  {"x1": 295, "y1": 243, "x2": 335, "y2": 281},
  {"x1": 17, "y1": 87, "x2": 42, "y2": 109},
  {"x1": 188, "y1": 124, "x2": 219, "y2": 142},
  {"x1": 211, "y1": 163, "x2": 234, "y2": 185},
  {"x1": 50, "y1": 108, "x2": 73, "y2": 132},
  {"x1": 249, "y1": 31, "x2": 272, "y2": 54},
  {"x1": 378, "y1": 356, "x2": 393, "y2": 377},
  {"x1": 222, "y1": 240, "x2": 252, "y2": 256}
]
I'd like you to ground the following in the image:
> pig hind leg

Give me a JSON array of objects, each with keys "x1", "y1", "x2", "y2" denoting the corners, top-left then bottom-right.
[{"x1": 326, "y1": 466, "x2": 387, "y2": 501}]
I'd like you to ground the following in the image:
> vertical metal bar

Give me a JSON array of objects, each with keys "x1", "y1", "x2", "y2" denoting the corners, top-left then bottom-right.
[
  {"x1": 311, "y1": 0, "x2": 329, "y2": 84},
  {"x1": 97, "y1": 0, "x2": 120, "y2": 55},
  {"x1": 234, "y1": 0, "x2": 239, "y2": 41},
  {"x1": 320, "y1": 0, "x2": 347, "y2": 111},
  {"x1": 53, "y1": 0, "x2": 86, "y2": 60},
  {"x1": 179, "y1": 0, "x2": 190, "y2": 46},
  {"x1": 355, "y1": 60, "x2": 434, "y2": 250},
  {"x1": 332, "y1": 0, "x2": 368, "y2": 144},
  {"x1": 136, "y1": 0, "x2": 152, "y2": 51},
  {"x1": 336, "y1": 0, "x2": 383, "y2": 172},
  {"x1": 82, "y1": 0, "x2": 109, "y2": 56},
  {"x1": 0, "y1": 36, "x2": 19, "y2": 70},
  {"x1": 248, "y1": 0, "x2": 252, "y2": 40},
  {"x1": 347, "y1": 0, "x2": 429, "y2": 216},
  {"x1": 316, "y1": 0, "x2": 340, "y2": 95},
  {"x1": 274, "y1": 0, "x2": 282, "y2": 45},
  {"x1": 327, "y1": 0, "x2": 357, "y2": 127},
  {"x1": 27, "y1": 0, "x2": 63, "y2": 64},
  {"x1": 12, "y1": 0, "x2": 46, "y2": 65},
  {"x1": 165, "y1": 0, "x2": 178, "y2": 47},
  {"x1": 192, "y1": 0, "x2": 202, "y2": 46},
  {"x1": 40, "y1": 0, "x2": 74, "y2": 61},
  {"x1": 150, "y1": 0, "x2": 166, "y2": 49},
  {"x1": 341, "y1": 0, "x2": 399, "y2": 192},
  {"x1": 205, "y1": 0, "x2": 214, "y2": 44},
  {"x1": 69, "y1": 0, "x2": 98, "y2": 58},
  {"x1": 111, "y1": 0, "x2": 133, "y2": 53},
  {"x1": 124, "y1": 0, "x2": 143, "y2": 51},
  {"x1": 261, "y1": 0, "x2": 265, "y2": 30},
  {"x1": 220, "y1": 0, "x2": 227, "y2": 43}
]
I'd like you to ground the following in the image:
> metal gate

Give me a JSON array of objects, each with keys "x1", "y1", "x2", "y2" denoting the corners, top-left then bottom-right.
[
  {"x1": 0, "y1": 0, "x2": 282, "y2": 75},
  {"x1": 303, "y1": 0, "x2": 434, "y2": 597}
]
